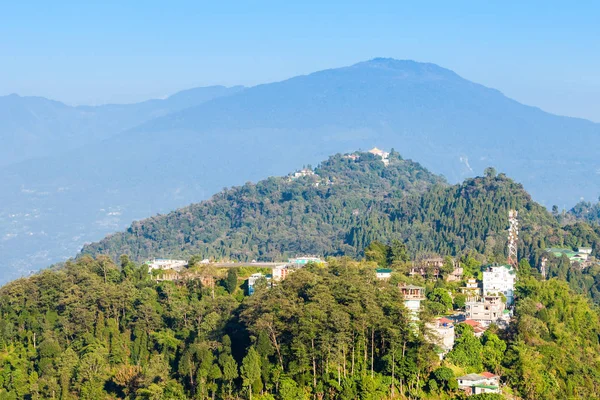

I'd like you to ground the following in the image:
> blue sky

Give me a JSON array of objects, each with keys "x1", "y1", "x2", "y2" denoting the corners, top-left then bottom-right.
[{"x1": 1, "y1": 1, "x2": 599, "y2": 121}]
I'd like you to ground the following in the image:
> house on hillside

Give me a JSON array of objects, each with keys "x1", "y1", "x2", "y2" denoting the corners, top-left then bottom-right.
[
  {"x1": 271, "y1": 265, "x2": 289, "y2": 282},
  {"x1": 460, "y1": 278, "x2": 481, "y2": 302},
  {"x1": 399, "y1": 284, "x2": 425, "y2": 318},
  {"x1": 291, "y1": 168, "x2": 315, "y2": 179},
  {"x1": 426, "y1": 317, "x2": 455, "y2": 358},
  {"x1": 375, "y1": 268, "x2": 392, "y2": 280},
  {"x1": 482, "y1": 264, "x2": 516, "y2": 305},
  {"x1": 410, "y1": 257, "x2": 443, "y2": 278},
  {"x1": 457, "y1": 372, "x2": 500, "y2": 396},
  {"x1": 463, "y1": 319, "x2": 486, "y2": 337},
  {"x1": 446, "y1": 265, "x2": 464, "y2": 282},
  {"x1": 547, "y1": 247, "x2": 593, "y2": 268},
  {"x1": 465, "y1": 295, "x2": 507, "y2": 326},
  {"x1": 146, "y1": 258, "x2": 188, "y2": 272},
  {"x1": 247, "y1": 273, "x2": 272, "y2": 295}
]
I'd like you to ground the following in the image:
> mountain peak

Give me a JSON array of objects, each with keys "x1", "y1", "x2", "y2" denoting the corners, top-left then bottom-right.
[{"x1": 350, "y1": 57, "x2": 461, "y2": 80}]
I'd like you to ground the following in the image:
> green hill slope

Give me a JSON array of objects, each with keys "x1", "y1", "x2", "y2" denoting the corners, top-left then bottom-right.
[
  {"x1": 81, "y1": 151, "x2": 445, "y2": 261},
  {"x1": 83, "y1": 152, "x2": 598, "y2": 270}
]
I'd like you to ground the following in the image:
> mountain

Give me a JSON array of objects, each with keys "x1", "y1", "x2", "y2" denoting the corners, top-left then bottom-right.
[
  {"x1": 4, "y1": 57, "x2": 600, "y2": 283},
  {"x1": 82, "y1": 152, "x2": 597, "y2": 269},
  {"x1": 0, "y1": 85, "x2": 244, "y2": 167}
]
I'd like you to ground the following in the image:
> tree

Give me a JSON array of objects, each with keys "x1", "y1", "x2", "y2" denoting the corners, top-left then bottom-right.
[
  {"x1": 484, "y1": 167, "x2": 497, "y2": 178},
  {"x1": 219, "y1": 353, "x2": 239, "y2": 398},
  {"x1": 365, "y1": 241, "x2": 390, "y2": 267},
  {"x1": 226, "y1": 268, "x2": 239, "y2": 294},
  {"x1": 388, "y1": 240, "x2": 410, "y2": 266},
  {"x1": 241, "y1": 347, "x2": 262, "y2": 399},
  {"x1": 427, "y1": 288, "x2": 453, "y2": 313}
]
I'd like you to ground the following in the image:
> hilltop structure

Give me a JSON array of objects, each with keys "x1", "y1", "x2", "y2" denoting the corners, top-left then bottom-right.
[{"x1": 368, "y1": 147, "x2": 390, "y2": 165}]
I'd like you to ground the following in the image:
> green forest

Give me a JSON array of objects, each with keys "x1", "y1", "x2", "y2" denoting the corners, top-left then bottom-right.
[
  {"x1": 1, "y1": 255, "x2": 600, "y2": 399},
  {"x1": 4, "y1": 151, "x2": 600, "y2": 399},
  {"x1": 82, "y1": 153, "x2": 600, "y2": 270}
]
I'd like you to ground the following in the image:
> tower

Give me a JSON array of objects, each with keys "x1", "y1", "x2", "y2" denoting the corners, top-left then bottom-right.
[{"x1": 507, "y1": 210, "x2": 519, "y2": 268}]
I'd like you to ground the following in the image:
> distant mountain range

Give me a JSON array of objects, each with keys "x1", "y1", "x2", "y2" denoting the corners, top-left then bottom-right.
[
  {"x1": 0, "y1": 85, "x2": 244, "y2": 166},
  {"x1": 2, "y1": 58, "x2": 600, "y2": 284}
]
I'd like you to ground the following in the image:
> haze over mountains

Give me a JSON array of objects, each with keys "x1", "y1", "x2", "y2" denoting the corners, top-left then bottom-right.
[{"x1": 2, "y1": 58, "x2": 600, "y2": 284}]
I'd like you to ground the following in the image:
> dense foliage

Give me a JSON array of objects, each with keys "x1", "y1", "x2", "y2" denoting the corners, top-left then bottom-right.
[
  {"x1": 503, "y1": 277, "x2": 600, "y2": 399},
  {"x1": 82, "y1": 153, "x2": 599, "y2": 271},
  {"x1": 2, "y1": 255, "x2": 600, "y2": 399},
  {"x1": 569, "y1": 200, "x2": 600, "y2": 225},
  {"x1": 82, "y1": 152, "x2": 444, "y2": 262}
]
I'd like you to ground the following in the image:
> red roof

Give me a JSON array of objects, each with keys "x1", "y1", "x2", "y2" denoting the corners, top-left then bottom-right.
[
  {"x1": 438, "y1": 317, "x2": 453, "y2": 324},
  {"x1": 480, "y1": 372, "x2": 497, "y2": 378},
  {"x1": 463, "y1": 319, "x2": 481, "y2": 327}
]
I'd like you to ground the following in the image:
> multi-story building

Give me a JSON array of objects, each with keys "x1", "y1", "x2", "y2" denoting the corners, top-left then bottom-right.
[
  {"x1": 247, "y1": 273, "x2": 271, "y2": 295},
  {"x1": 400, "y1": 284, "x2": 426, "y2": 317},
  {"x1": 271, "y1": 265, "x2": 289, "y2": 282},
  {"x1": 465, "y1": 295, "x2": 506, "y2": 325},
  {"x1": 482, "y1": 264, "x2": 516, "y2": 305},
  {"x1": 427, "y1": 317, "x2": 455, "y2": 358},
  {"x1": 146, "y1": 258, "x2": 188, "y2": 272},
  {"x1": 461, "y1": 278, "x2": 481, "y2": 302}
]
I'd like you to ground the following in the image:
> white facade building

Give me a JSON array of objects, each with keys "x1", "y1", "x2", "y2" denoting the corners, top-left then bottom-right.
[
  {"x1": 482, "y1": 264, "x2": 516, "y2": 305},
  {"x1": 146, "y1": 258, "x2": 188, "y2": 272}
]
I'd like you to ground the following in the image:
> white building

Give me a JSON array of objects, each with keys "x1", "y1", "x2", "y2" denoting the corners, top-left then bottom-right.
[
  {"x1": 368, "y1": 147, "x2": 390, "y2": 165},
  {"x1": 271, "y1": 265, "x2": 289, "y2": 282},
  {"x1": 426, "y1": 317, "x2": 455, "y2": 358},
  {"x1": 461, "y1": 278, "x2": 481, "y2": 302},
  {"x1": 146, "y1": 258, "x2": 188, "y2": 272},
  {"x1": 248, "y1": 273, "x2": 272, "y2": 295},
  {"x1": 482, "y1": 264, "x2": 516, "y2": 305},
  {"x1": 375, "y1": 268, "x2": 392, "y2": 280},
  {"x1": 292, "y1": 168, "x2": 315, "y2": 179}
]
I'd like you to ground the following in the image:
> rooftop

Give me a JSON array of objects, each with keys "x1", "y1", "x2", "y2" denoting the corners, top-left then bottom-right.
[
  {"x1": 376, "y1": 268, "x2": 393, "y2": 273},
  {"x1": 459, "y1": 373, "x2": 486, "y2": 382},
  {"x1": 463, "y1": 319, "x2": 481, "y2": 328}
]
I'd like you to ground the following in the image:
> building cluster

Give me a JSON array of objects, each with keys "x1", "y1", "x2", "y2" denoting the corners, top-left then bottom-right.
[
  {"x1": 409, "y1": 257, "x2": 464, "y2": 282},
  {"x1": 462, "y1": 264, "x2": 515, "y2": 328},
  {"x1": 547, "y1": 247, "x2": 593, "y2": 268},
  {"x1": 457, "y1": 372, "x2": 500, "y2": 396}
]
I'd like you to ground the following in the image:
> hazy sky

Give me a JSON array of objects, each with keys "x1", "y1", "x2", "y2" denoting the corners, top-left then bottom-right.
[{"x1": 1, "y1": 1, "x2": 599, "y2": 121}]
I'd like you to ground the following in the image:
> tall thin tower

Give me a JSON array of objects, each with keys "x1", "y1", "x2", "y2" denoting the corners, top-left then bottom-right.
[{"x1": 507, "y1": 210, "x2": 519, "y2": 268}]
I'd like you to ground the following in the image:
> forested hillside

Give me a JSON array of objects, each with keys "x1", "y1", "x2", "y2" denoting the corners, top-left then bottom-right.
[
  {"x1": 2, "y1": 256, "x2": 599, "y2": 399},
  {"x1": 81, "y1": 152, "x2": 445, "y2": 262},
  {"x1": 82, "y1": 153, "x2": 600, "y2": 272},
  {"x1": 569, "y1": 200, "x2": 600, "y2": 225}
]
